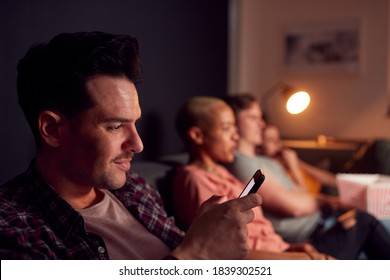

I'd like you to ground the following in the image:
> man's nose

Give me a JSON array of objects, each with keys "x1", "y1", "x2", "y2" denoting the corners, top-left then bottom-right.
[
  {"x1": 233, "y1": 127, "x2": 240, "y2": 142},
  {"x1": 122, "y1": 129, "x2": 144, "y2": 154},
  {"x1": 258, "y1": 118, "x2": 266, "y2": 129}
]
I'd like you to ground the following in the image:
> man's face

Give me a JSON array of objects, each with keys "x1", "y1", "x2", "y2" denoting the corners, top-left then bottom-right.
[
  {"x1": 262, "y1": 125, "x2": 283, "y2": 157},
  {"x1": 201, "y1": 103, "x2": 239, "y2": 163},
  {"x1": 60, "y1": 75, "x2": 144, "y2": 190},
  {"x1": 236, "y1": 101, "x2": 265, "y2": 146}
]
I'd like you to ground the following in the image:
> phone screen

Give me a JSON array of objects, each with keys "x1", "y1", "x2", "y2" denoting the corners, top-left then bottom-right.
[
  {"x1": 239, "y1": 169, "x2": 265, "y2": 198},
  {"x1": 240, "y1": 178, "x2": 255, "y2": 198}
]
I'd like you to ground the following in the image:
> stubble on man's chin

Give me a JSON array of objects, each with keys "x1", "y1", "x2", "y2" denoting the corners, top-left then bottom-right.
[{"x1": 94, "y1": 170, "x2": 127, "y2": 190}]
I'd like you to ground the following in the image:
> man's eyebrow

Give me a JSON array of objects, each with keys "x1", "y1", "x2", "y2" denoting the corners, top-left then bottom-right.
[
  {"x1": 101, "y1": 117, "x2": 131, "y2": 123},
  {"x1": 220, "y1": 120, "x2": 235, "y2": 125},
  {"x1": 101, "y1": 116, "x2": 142, "y2": 123}
]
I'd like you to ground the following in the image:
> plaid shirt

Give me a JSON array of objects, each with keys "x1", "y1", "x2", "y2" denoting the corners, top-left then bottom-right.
[{"x1": 0, "y1": 163, "x2": 184, "y2": 259}]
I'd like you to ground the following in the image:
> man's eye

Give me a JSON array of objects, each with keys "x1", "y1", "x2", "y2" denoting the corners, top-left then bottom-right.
[
  {"x1": 222, "y1": 126, "x2": 232, "y2": 131},
  {"x1": 109, "y1": 125, "x2": 122, "y2": 131}
]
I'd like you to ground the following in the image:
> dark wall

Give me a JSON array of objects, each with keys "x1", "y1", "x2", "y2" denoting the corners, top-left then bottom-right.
[{"x1": 0, "y1": 0, "x2": 228, "y2": 184}]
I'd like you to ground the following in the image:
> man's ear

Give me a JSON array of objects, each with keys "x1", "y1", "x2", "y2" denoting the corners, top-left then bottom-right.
[
  {"x1": 37, "y1": 110, "x2": 65, "y2": 148},
  {"x1": 188, "y1": 126, "x2": 204, "y2": 145}
]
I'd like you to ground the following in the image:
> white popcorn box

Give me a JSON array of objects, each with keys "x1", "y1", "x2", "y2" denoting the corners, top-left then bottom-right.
[{"x1": 336, "y1": 174, "x2": 390, "y2": 219}]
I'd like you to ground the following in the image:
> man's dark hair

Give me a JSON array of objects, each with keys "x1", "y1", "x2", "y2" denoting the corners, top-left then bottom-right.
[
  {"x1": 17, "y1": 31, "x2": 142, "y2": 144},
  {"x1": 224, "y1": 93, "x2": 258, "y2": 118}
]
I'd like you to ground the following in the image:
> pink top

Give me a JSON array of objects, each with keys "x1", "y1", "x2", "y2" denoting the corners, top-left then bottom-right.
[{"x1": 172, "y1": 164, "x2": 289, "y2": 252}]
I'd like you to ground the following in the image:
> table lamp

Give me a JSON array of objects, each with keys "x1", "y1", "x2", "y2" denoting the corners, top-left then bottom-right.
[{"x1": 263, "y1": 82, "x2": 311, "y2": 115}]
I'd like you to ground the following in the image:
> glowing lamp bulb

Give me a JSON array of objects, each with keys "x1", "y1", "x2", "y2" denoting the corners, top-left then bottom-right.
[{"x1": 286, "y1": 91, "x2": 310, "y2": 114}]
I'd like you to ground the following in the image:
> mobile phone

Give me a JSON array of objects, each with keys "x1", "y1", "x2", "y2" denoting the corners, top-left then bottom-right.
[{"x1": 238, "y1": 169, "x2": 265, "y2": 198}]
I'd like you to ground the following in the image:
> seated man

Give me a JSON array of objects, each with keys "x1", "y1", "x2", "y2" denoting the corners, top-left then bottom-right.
[
  {"x1": 0, "y1": 31, "x2": 262, "y2": 260},
  {"x1": 224, "y1": 93, "x2": 390, "y2": 259},
  {"x1": 172, "y1": 96, "x2": 334, "y2": 260},
  {"x1": 260, "y1": 122, "x2": 337, "y2": 194}
]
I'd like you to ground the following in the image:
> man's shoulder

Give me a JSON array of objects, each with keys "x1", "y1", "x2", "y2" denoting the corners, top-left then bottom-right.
[
  {"x1": 123, "y1": 172, "x2": 154, "y2": 193},
  {"x1": 0, "y1": 172, "x2": 44, "y2": 236},
  {"x1": 0, "y1": 168, "x2": 71, "y2": 224},
  {"x1": 255, "y1": 155, "x2": 276, "y2": 165},
  {"x1": 125, "y1": 171, "x2": 148, "y2": 186},
  {"x1": 0, "y1": 171, "x2": 31, "y2": 205},
  {"x1": 111, "y1": 172, "x2": 161, "y2": 202}
]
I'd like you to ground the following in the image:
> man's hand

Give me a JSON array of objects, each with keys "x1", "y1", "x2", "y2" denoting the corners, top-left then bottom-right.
[
  {"x1": 171, "y1": 193, "x2": 262, "y2": 260},
  {"x1": 197, "y1": 195, "x2": 228, "y2": 216}
]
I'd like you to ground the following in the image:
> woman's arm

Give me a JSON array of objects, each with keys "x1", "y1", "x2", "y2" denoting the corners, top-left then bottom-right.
[
  {"x1": 279, "y1": 148, "x2": 308, "y2": 190},
  {"x1": 298, "y1": 159, "x2": 337, "y2": 187}
]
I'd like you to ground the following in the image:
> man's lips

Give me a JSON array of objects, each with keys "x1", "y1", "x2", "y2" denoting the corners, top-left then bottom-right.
[{"x1": 114, "y1": 159, "x2": 131, "y2": 171}]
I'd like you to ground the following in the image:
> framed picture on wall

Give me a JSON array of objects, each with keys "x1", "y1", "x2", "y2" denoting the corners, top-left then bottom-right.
[{"x1": 283, "y1": 19, "x2": 361, "y2": 75}]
